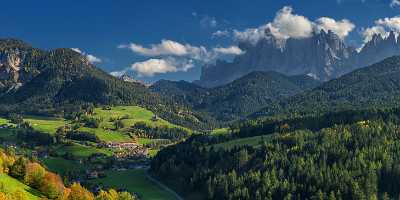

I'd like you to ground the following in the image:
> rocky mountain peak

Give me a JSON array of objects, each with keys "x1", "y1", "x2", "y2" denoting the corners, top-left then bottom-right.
[{"x1": 197, "y1": 30, "x2": 352, "y2": 87}]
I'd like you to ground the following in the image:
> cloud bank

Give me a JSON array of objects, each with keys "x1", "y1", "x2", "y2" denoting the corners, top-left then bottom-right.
[
  {"x1": 118, "y1": 40, "x2": 243, "y2": 77},
  {"x1": 391, "y1": 0, "x2": 400, "y2": 8},
  {"x1": 360, "y1": 16, "x2": 400, "y2": 45},
  {"x1": 233, "y1": 6, "x2": 355, "y2": 44}
]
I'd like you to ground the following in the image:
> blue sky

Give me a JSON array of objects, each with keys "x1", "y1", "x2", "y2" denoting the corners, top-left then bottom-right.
[{"x1": 0, "y1": 0, "x2": 399, "y2": 82}]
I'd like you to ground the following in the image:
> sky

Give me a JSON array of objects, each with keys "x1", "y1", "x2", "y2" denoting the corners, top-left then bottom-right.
[{"x1": 0, "y1": 0, "x2": 400, "y2": 83}]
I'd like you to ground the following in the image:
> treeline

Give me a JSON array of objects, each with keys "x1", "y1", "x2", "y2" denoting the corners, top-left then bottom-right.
[
  {"x1": 0, "y1": 148, "x2": 137, "y2": 200},
  {"x1": 228, "y1": 107, "x2": 400, "y2": 142},
  {"x1": 151, "y1": 120, "x2": 400, "y2": 199},
  {"x1": 130, "y1": 122, "x2": 190, "y2": 141}
]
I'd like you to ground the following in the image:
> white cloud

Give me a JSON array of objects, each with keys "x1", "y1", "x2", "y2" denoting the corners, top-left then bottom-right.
[
  {"x1": 119, "y1": 40, "x2": 188, "y2": 56},
  {"x1": 391, "y1": 0, "x2": 400, "y2": 8},
  {"x1": 360, "y1": 16, "x2": 400, "y2": 46},
  {"x1": 131, "y1": 58, "x2": 194, "y2": 77},
  {"x1": 213, "y1": 46, "x2": 244, "y2": 55},
  {"x1": 269, "y1": 6, "x2": 314, "y2": 39},
  {"x1": 315, "y1": 17, "x2": 355, "y2": 39},
  {"x1": 86, "y1": 55, "x2": 102, "y2": 63},
  {"x1": 110, "y1": 70, "x2": 127, "y2": 77},
  {"x1": 200, "y1": 16, "x2": 217, "y2": 28},
  {"x1": 71, "y1": 48, "x2": 82, "y2": 54},
  {"x1": 233, "y1": 6, "x2": 355, "y2": 44},
  {"x1": 375, "y1": 16, "x2": 400, "y2": 32},
  {"x1": 119, "y1": 39, "x2": 245, "y2": 76},
  {"x1": 361, "y1": 26, "x2": 388, "y2": 43},
  {"x1": 71, "y1": 48, "x2": 102, "y2": 64},
  {"x1": 212, "y1": 30, "x2": 230, "y2": 38},
  {"x1": 233, "y1": 25, "x2": 270, "y2": 45},
  {"x1": 119, "y1": 40, "x2": 210, "y2": 62}
]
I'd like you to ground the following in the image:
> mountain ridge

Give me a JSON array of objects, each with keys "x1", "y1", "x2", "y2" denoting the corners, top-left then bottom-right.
[
  {"x1": 151, "y1": 71, "x2": 321, "y2": 121},
  {"x1": 197, "y1": 30, "x2": 400, "y2": 88},
  {"x1": 0, "y1": 39, "x2": 215, "y2": 130},
  {"x1": 252, "y1": 55, "x2": 400, "y2": 119}
]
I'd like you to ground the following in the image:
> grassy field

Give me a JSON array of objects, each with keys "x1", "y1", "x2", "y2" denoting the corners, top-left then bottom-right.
[
  {"x1": 0, "y1": 174, "x2": 42, "y2": 200},
  {"x1": 210, "y1": 128, "x2": 230, "y2": 135},
  {"x1": 78, "y1": 127, "x2": 132, "y2": 142},
  {"x1": 89, "y1": 169, "x2": 177, "y2": 200},
  {"x1": 42, "y1": 157, "x2": 84, "y2": 175},
  {"x1": 0, "y1": 118, "x2": 10, "y2": 125},
  {"x1": 21, "y1": 106, "x2": 189, "y2": 143},
  {"x1": 94, "y1": 106, "x2": 190, "y2": 132},
  {"x1": 24, "y1": 116, "x2": 66, "y2": 135},
  {"x1": 53, "y1": 143, "x2": 112, "y2": 158}
]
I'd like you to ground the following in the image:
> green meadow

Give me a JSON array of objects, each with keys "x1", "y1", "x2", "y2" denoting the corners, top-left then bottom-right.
[
  {"x1": 89, "y1": 169, "x2": 177, "y2": 200},
  {"x1": 52, "y1": 143, "x2": 113, "y2": 158},
  {"x1": 0, "y1": 174, "x2": 42, "y2": 200},
  {"x1": 42, "y1": 157, "x2": 85, "y2": 175},
  {"x1": 24, "y1": 116, "x2": 66, "y2": 135}
]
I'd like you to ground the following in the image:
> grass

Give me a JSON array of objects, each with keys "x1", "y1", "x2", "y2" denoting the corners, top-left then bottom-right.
[
  {"x1": 211, "y1": 135, "x2": 270, "y2": 150},
  {"x1": 137, "y1": 138, "x2": 153, "y2": 145},
  {"x1": 94, "y1": 106, "x2": 190, "y2": 132},
  {"x1": 42, "y1": 157, "x2": 84, "y2": 175},
  {"x1": 24, "y1": 116, "x2": 66, "y2": 135},
  {"x1": 148, "y1": 149, "x2": 159, "y2": 157},
  {"x1": 0, "y1": 174, "x2": 42, "y2": 200},
  {"x1": 0, "y1": 118, "x2": 10, "y2": 125},
  {"x1": 53, "y1": 143, "x2": 112, "y2": 158},
  {"x1": 210, "y1": 128, "x2": 230, "y2": 135},
  {"x1": 14, "y1": 106, "x2": 191, "y2": 144},
  {"x1": 79, "y1": 127, "x2": 132, "y2": 142},
  {"x1": 89, "y1": 169, "x2": 176, "y2": 200}
]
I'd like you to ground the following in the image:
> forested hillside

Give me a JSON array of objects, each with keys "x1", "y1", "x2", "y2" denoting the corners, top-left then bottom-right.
[
  {"x1": 151, "y1": 108, "x2": 400, "y2": 199},
  {"x1": 0, "y1": 39, "x2": 215, "y2": 130},
  {"x1": 151, "y1": 71, "x2": 320, "y2": 121},
  {"x1": 253, "y1": 56, "x2": 400, "y2": 119}
]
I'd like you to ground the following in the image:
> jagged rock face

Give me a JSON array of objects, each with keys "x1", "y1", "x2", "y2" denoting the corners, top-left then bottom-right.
[
  {"x1": 0, "y1": 39, "x2": 91, "y2": 94},
  {"x1": 197, "y1": 30, "x2": 400, "y2": 88},
  {"x1": 0, "y1": 47, "x2": 36, "y2": 93},
  {"x1": 352, "y1": 32, "x2": 400, "y2": 72}
]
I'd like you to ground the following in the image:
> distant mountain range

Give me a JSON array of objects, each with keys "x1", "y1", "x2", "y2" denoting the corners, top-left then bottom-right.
[
  {"x1": 3, "y1": 38, "x2": 400, "y2": 129},
  {"x1": 196, "y1": 30, "x2": 400, "y2": 88},
  {"x1": 151, "y1": 71, "x2": 320, "y2": 121}
]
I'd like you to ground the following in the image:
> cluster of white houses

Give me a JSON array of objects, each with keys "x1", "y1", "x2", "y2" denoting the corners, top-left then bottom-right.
[{"x1": 99, "y1": 142, "x2": 148, "y2": 159}]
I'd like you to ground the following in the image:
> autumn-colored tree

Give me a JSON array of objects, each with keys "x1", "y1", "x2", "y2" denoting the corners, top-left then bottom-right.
[
  {"x1": 0, "y1": 152, "x2": 14, "y2": 174},
  {"x1": 12, "y1": 190, "x2": 27, "y2": 200},
  {"x1": 68, "y1": 183, "x2": 94, "y2": 200},
  {"x1": 95, "y1": 189, "x2": 135, "y2": 200},
  {"x1": 0, "y1": 192, "x2": 6, "y2": 200},
  {"x1": 117, "y1": 192, "x2": 136, "y2": 200},
  {"x1": 24, "y1": 163, "x2": 45, "y2": 188},
  {"x1": 39, "y1": 172, "x2": 64, "y2": 199},
  {"x1": 9, "y1": 157, "x2": 28, "y2": 179}
]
